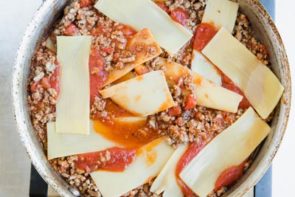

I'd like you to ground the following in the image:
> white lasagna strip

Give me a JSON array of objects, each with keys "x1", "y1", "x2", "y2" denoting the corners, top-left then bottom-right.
[
  {"x1": 192, "y1": 73, "x2": 242, "y2": 113},
  {"x1": 100, "y1": 71, "x2": 175, "y2": 116},
  {"x1": 56, "y1": 36, "x2": 91, "y2": 134},
  {"x1": 104, "y1": 29, "x2": 162, "y2": 86},
  {"x1": 180, "y1": 108, "x2": 270, "y2": 197},
  {"x1": 202, "y1": 0, "x2": 239, "y2": 33},
  {"x1": 202, "y1": 28, "x2": 284, "y2": 118},
  {"x1": 150, "y1": 145, "x2": 187, "y2": 197},
  {"x1": 159, "y1": 58, "x2": 242, "y2": 113},
  {"x1": 114, "y1": 116, "x2": 147, "y2": 124},
  {"x1": 95, "y1": 0, "x2": 193, "y2": 54},
  {"x1": 191, "y1": 51, "x2": 221, "y2": 85},
  {"x1": 91, "y1": 138, "x2": 174, "y2": 197},
  {"x1": 47, "y1": 122, "x2": 117, "y2": 160}
]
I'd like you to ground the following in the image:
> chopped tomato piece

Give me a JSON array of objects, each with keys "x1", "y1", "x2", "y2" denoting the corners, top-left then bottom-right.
[
  {"x1": 215, "y1": 162, "x2": 245, "y2": 191},
  {"x1": 80, "y1": 0, "x2": 93, "y2": 8},
  {"x1": 155, "y1": 1, "x2": 170, "y2": 13},
  {"x1": 41, "y1": 77, "x2": 51, "y2": 89},
  {"x1": 76, "y1": 147, "x2": 136, "y2": 172},
  {"x1": 120, "y1": 25, "x2": 137, "y2": 39},
  {"x1": 221, "y1": 74, "x2": 251, "y2": 109},
  {"x1": 193, "y1": 23, "x2": 217, "y2": 51},
  {"x1": 170, "y1": 7, "x2": 189, "y2": 26},
  {"x1": 239, "y1": 98, "x2": 251, "y2": 109},
  {"x1": 168, "y1": 105, "x2": 182, "y2": 116},
  {"x1": 64, "y1": 23, "x2": 79, "y2": 36},
  {"x1": 184, "y1": 94, "x2": 197, "y2": 110},
  {"x1": 101, "y1": 47, "x2": 114, "y2": 54},
  {"x1": 30, "y1": 82, "x2": 38, "y2": 92},
  {"x1": 49, "y1": 65, "x2": 60, "y2": 95},
  {"x1": 89, "y1": 48, "x2": 108, "y2": 103}
]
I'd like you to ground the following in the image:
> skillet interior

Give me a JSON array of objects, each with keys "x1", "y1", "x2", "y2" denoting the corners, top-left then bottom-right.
[{"x1": 12, "y1": 0, "x2": 291, "y2": 196}]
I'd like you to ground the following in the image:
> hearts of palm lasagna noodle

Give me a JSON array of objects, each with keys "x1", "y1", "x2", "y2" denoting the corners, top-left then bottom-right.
[
  {"x1": 56, "y1": 36, "x2": 91, "y2": 134},
  {"x1": 191, "y1": 50, "x2": 222, "y2": 85},
  {"x1": 103, "y1": 28, "x2": 162, "y2": 86},
  {"x1": 114, "y1": 116, "x2": 147, "y2": 124},
  {"x1": 180, "y1": 108, "x2": 270, "y2": 197},
  {"x1": 90, "y1": 138, "x2": 174, "y2": 197},
  {"x1": 95, "y1": 0, "x2": 193, "y2": 54},
  {"x1": 150, "y1": 145, "x2": 187, "y2": 197},
  {"x1": 192, "y1": 73, "x2": 243, "y2": 113},
  {"x1": 202, "y1": 0, "x2": 239, "y2": 33},
  {"x1": 100, "y1": 71, "x2": 175, "y2": 116},
  {"x1": 202, "y1": 28, "x2": 284, "y2": 118},
  {"x1": 158, "y1": 58, "x2": 242, "y2": 113},
  {"x1": 47, "y1": 122, "x2": 117, "y2": 160},
  {"x1": 190, "y1": 0, "x2": 238, "y2": 86}
]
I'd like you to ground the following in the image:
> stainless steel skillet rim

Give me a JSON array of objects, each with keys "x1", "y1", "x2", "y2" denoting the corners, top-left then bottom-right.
[
  {"x1": 228, "y1": 0, "x2": 291, "y2": 196},
  {"x1": 12, "y1": 0, "x2": 74, "y2": 196},
  {"x1": 12, "y1": 0, "x2": 291, "y2": 197}
]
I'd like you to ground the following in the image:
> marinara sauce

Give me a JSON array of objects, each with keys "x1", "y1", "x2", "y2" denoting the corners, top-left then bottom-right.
[{"x1": 76, "y1": 147, "x2": 136, "y2": 172}]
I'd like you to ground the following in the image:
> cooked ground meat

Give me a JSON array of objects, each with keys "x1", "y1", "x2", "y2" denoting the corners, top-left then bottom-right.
[{"x1": 27, "y1": 0, "x2": 270, "y2": 196}]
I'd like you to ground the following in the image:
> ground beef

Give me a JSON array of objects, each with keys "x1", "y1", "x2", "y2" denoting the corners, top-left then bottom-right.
[
  {"x1": 90, "y1": 95, "x2": 107, "y2": 118},
  {"x1": 152, "y1": 107, "x2": 244, "y2": 146},
  {"x1": 165, "y1": 0, "x2": 206, "y2": 31},
  {"x1": 123, "y1": 180, "x2": 160, "y2": 197},
  {"x1": 50, "y1": 156, "x2": 100, "y2": 197},
  {"x1": 27, "y1": 0, "x2": 271, "y2": 196},
  {"x1": 233, "y1": 13, "x2": 269, "y2": 65}
]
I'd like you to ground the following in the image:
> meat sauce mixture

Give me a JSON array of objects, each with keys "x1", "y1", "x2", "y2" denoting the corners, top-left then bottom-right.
[{"x1": 28, "y1": 0, "x2": 270, "y2": 196}]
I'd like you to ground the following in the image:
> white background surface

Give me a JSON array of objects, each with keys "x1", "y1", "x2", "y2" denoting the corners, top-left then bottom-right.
[
  {"x1": 273, "y1": 0, "x2": 295, "y2": 196},
  {"x1": 0, "y1": 0, "x2": 294, "y2": 196},
  {"x1": 0, "y1": 0, "x2": 42, "y2": 196}
]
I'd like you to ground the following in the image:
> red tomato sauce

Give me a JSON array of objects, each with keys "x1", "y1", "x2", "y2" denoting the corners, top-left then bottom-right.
[
  {"x1": 168, "y1": 105, "x2": 182, "y2": 116},
  {"x1": 79, "y1": 0, "x2": 93, "y2": 8},
  {"x1": 64, "y1": 23, "x2": 79, "y2": 36},
  {"x1": 170, "y1": 7, "x2": 189, "y2": 26},
  {"x1": 89, "y1": 48, "x2": 108, "y2": 103},
  {"x1": 103, "y1": 100, "x2": 133, "y2": 117},
  {"x1": 221, "y1": 74, "x2": 251, "y2": 109},
  {"x1": 155, "y1": 1, "x2": 170, "y2": 13},
  {"x1": 175, "y1": 142, "x2": 205, "y2": 197},
  {"x1": 193, "y1": 23, "x2": 217, "y2": 51},
  {"x1": 93, "y1": 119, "x2": 159, "y2": 149},
  {"x1": 119, "y1": 25, "x2": 137, "y2": 39},
  {"x1": 215, "y1": 162, "x2": 246, "y2": 191},
  {"x1": 76, "y1": 147, "x2": 136, "y2": 172},
  {"x1": 184, "y1": 94, "x2": 197, "y2": 110}
]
